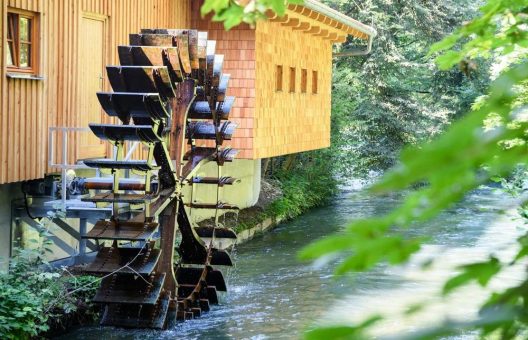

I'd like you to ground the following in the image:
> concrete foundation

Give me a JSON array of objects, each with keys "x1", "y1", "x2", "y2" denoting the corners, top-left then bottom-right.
[
  {"x1": 0, "y1": 182, "x2": 22, "y2": 271},
  {"x1": 182, "y1": 159, "x2": 261, "y2": 223}
]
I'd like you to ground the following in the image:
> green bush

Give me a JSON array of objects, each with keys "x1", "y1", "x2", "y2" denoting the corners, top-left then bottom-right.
[
  {"x1": 0, "y1": 235, "x2": 97, "y2": 339},
  {"x1": 267, "y1": 151, "x2": 339, "y2": 220}
]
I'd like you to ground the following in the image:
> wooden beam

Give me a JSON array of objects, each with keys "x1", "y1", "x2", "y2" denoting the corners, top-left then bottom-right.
[
  {"x1": 315, "y1": 29, "x2": 329, "y2": 38},
  {"x1": 275, "y1": 7, "x2": 369, "y2": 42},
  {"x1": 301, "y1": 10, "x2": 350, "y2": 41},
  {"x1": 289, "y1": 4, "x2": 303, "y2": 13},
  {"x1": 346, "y1": 26, "x2": 369, "y2": 40},
  {"x1": 301, "y1": 7, "x2": 312, "y2": 16},
  {"x1": 332, "y1": 19, "x2": 340, "y2": 28},
  {"x1": 282, "y1": 18, "x2": 300, "y2": 27},
  {"x1": 267, "y1": 11, "x2": 289, "y2": 23},
  {"x1": 292, "y1": 22, "x2": 311, "y2": 31},
  {"x1": 323, "y1": 32, "x2": 338, "y2": 41},
  {"x1": 308, "y1": 11, "x2": 319, "y2": 20},
  {"x1": 331, "y1": 35, "x2": 348, "y2": 43},
  {"x1": 305, "y1": 26, "x2": 322, "y2": 35}
]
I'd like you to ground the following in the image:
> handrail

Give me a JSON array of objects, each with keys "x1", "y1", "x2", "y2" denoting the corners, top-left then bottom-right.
[
  {"x1": 48, "y1": 127, "x2": 92, "y2": 207},
  {"x1": 48, "y1": 127, "x2": 92, "y2": 169},
  {"x1": 48, "y1": 126, "x2": 140, "y2": 206}
]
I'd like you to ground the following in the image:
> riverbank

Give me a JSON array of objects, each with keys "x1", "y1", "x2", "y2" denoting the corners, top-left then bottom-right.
[
  {"x1": 0, "y1": 254, "x2": 100, "y2": 339},
  {"x1": 197, "y1": 179, "x2": 284, "y2": 243},
  {"x1": 197, "y1": 175, "x2": 336, "y2": 244}
]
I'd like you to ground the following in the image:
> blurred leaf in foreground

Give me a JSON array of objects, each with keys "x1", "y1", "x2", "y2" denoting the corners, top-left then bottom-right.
[{"x1": 301, "y1": 0, "x2": 528, "y2": 338}]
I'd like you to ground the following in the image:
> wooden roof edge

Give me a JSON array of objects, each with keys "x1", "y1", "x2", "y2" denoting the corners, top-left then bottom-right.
[{"x1": 287, "y1": 0, "x2": 377, "y2": 40}]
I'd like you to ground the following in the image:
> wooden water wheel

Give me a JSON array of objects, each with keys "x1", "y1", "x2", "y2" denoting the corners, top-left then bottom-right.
[{"x1": 80, "y1": 29, "x2": 239, "y2": 328}]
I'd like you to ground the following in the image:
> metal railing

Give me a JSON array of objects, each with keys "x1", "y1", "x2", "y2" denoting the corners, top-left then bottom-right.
[
  {"x1": 48, "y1": 127, "x2": 92, "y2": 169},
  {"x1": 48, "y1": 127, "x2": 139, "y2": 205},
  {"x1": 48, "y1": 127, "x2": 92, "y2": 206}
]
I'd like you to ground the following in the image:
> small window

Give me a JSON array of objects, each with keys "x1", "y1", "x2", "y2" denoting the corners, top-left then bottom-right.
[
  {"x1": 7, "y1": 9, "x2": 39, "y2": 74},
  {"x1": 289, "y1": 67, "x2": 296, "y2": 93},
  {"x1": 312, "y1": 70, "x2": 318, "y2": 94},
  {"x1": 275, "y1": 65, "x2": 283, "y2": 91},
  {"x1": 301, "y1": 69, "x2": 307, "y2": 93}
]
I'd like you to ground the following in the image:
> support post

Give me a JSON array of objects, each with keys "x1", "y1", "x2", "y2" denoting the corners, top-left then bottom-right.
[
  {"x1": 61, "y1": 130, "x2": 68, "y2": 209},
  {"x1": 157, "y1": 199, "x2": 178, "y2": 316},
  {"x1": 170, "y1": 79, "x2": 195, "y2": 177},
  {"x1": 78, "y1": 218, "x2": 87, "y2": 263}
]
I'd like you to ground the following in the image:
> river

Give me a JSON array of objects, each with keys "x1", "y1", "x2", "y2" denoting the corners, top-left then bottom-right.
[{"x1": 59, "y1": 186, "x2": 525, "y2": 339}]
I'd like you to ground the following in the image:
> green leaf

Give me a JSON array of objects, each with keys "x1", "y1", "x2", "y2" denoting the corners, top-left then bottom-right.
[
  {"x1": 268, "y1": 0, "x2": 286, "y2": 16},
  {"x1": 443, "y1": 257, "x2": 502, "y2": 295},
  {"x1": 304, "y1": 316, "x2": 381, "y2": 340},
  {"x1": 201, "y1": 0, "x2": 229, "y2": 16},
  {"x1": 298, "y1": 234, "x2": 356, "y2": 260},
  {"x1": 305, "y1": 326, "x2": 366, "y2": 340},
  {"x1": 435, "y1": 50, "x2": 465, "y2": 70},
  {"x1": 201, "y1": 0, "x2": 304, "y2": 28},
  {"x1": 212, "y1": 4, "x2": 244, "y2": 30},
  {"x1": 429, "y1": 34, "x2": 461, "y2": 55}
]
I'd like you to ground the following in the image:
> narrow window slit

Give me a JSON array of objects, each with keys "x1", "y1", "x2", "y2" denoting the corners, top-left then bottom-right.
[
  {"x1": 275, "y1": 65, "x2": 283, "y2": 92},
  {"x1": 312, "y1": 70, "x2": 318, "y2": 94},
  {"x1": 289, "y1": 67, "x2": 296, "y2": 93},
  {"x1": 301, "y1": 69, "x2": 307, "y2": 93}
]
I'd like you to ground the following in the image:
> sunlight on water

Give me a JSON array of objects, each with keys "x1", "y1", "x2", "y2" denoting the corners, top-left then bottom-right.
[
  {"x1": 323, "y1": 207, "x2": 525, "y2": 338},
  {"x1": 58, "y1": 187, "x2": 525, "y2": 339}
]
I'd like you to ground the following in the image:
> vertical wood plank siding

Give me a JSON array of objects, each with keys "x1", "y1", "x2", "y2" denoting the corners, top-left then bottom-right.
[{"x1": 0, "y1": 0, "x2": 191, "y2": 184}]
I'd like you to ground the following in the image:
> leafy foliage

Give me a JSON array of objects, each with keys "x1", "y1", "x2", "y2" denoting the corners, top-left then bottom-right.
[
  {"x1": 329, "y1": 0, "x2": 489, "y2": 177},
  {"x1": 305, "y1": 316, "x2": 382, "y2": 340},
  {"x1": 266, "y1": 150, "x2": 339, "y2": 220},
  {"x1": 201, "y1": 0, "x2": 303, "y2": 30},
  {"x1": 443, "y1": 257, "x2": 502, "y2": 295},
  {"x1": 0, "y1": 226, "x2": 98, "y2": 339},
  {"x1": 300, "y1": 0, "x2": 528, "y2": 337}
]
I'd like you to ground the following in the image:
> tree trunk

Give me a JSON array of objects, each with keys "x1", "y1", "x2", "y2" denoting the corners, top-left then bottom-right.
[
  {"x1": 282, "y1": 154, "x2": 297, "y2": 171},
  {"x1": 262, "y1": 158, "x2": 271, "y2": 177}
]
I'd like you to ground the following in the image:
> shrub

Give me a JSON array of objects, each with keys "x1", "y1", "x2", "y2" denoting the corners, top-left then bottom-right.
[
  {"x1": 0, "y1": 231, "x2": 97, "y2": 339},
  {"x1": 267, "y1": 151, "x2": 339, "y2": 220}
]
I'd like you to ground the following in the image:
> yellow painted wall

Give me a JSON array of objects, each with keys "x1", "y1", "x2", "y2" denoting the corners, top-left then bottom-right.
[
  {"x1": 182, "y1": 159, "x2": 261, "y2": 223},
  {"x1": 254, "y1": 20, "x2": 332, "y2": 158}
]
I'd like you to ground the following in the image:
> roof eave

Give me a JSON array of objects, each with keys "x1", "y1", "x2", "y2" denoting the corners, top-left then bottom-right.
[{"x1": 302, "y1": 0, "x2": 377, "y2": 39}]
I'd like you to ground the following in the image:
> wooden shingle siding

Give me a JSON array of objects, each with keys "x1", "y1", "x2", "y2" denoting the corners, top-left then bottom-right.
[
  {"x1": 192, "y1": 1, "x2": 333, "y2": 160},
  {"x1": 254, "y1": 20, "x2": 332, "y2": 158},
  {"x1": 191, "y1": 2, "x2": 255, "y2": 159},
  {"x1": 0, "y1": 0, "x2": 192, "y2": 184}
]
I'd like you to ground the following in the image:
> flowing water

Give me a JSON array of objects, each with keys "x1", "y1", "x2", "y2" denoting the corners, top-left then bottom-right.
[{"x1": 59, "y1": 186, "x2": 526, "y2": 339}]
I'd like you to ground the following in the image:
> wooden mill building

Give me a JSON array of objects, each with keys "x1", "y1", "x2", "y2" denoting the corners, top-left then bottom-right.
[{"x1": 0, "y1": 0, "x2": 375, "y2": 267}]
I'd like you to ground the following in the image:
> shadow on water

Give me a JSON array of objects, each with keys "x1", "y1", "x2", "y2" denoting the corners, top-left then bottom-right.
[{"x1": 58, "y1": 186, "x2": 522, "y2": 339}]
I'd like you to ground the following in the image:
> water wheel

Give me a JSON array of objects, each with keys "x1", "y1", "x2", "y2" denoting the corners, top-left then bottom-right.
[{"x1": 80, "y1": 29, "x2": 239, "y2": 328}]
